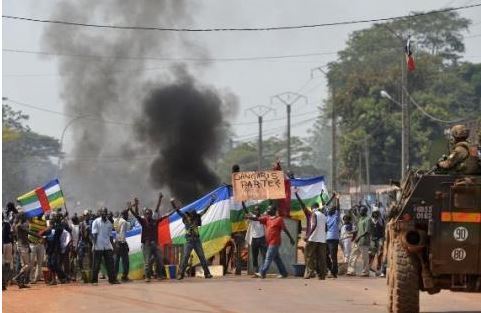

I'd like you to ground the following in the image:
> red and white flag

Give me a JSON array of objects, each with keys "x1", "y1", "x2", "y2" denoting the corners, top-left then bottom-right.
[{"x1": 405, "y1": 37, "x2": 415, "y2": 72}]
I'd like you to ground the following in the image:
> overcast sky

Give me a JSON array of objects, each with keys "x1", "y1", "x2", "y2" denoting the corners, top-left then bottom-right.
[{"x1": 3, "y1": 0, "x2": 481, "y2": 154}]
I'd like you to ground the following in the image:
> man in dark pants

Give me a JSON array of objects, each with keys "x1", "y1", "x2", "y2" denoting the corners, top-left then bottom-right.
[
  {"x1": 77, "y1": 210, "x2": 93, "y2": 282},
  {"x1": 304, "y1": 204, "x2": 327, "y2": 280},
  {"x1": 114, "y1": 209, "x2": 130, "y2": 282},
  {"x1": 91, "y1": 208, "x2": 119, "y2": 285},
  {"x1": 325, "y1": 193, "x2": 340, "y2": 278},
  {"x1": 172, "y1": 197, "x2": 215, "y2": 280},
  {"x1": 2, "y1": 213, "x2": 14, "y2": 290},
  {"x1": 129, "y1": 193, "x2": 170, "y2": 282},
  {"x1": 242, "y1": 203, "x2": 267, "y2": 274},
  {"x1": 41, "y1": 212, "x2": 68, "y2": 285},
  {"x1": 13, "y1": 211, "x2": 44, "y2": 288}
]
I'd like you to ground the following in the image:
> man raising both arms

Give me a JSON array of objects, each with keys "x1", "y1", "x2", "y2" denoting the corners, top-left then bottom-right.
[{"x1": 171, "y1": 196, "x2": 216, "y2": 280}]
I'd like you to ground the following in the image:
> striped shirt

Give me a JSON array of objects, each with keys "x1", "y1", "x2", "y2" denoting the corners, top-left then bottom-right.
[{"x1": 28, "y1": 217, "x2": 47, "y2": 244}]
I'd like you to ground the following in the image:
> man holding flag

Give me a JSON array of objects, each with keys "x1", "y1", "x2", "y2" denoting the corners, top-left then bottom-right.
[
  {"x1": 17, "y1": 179, "x2": 65, "y2": 219},
  {"x1": 12, "y1": 212, "x2": 43, "y2": 288}
]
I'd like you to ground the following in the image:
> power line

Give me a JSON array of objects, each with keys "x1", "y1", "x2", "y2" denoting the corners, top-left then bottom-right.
[
  {"x1": 4, "y1": 97, "x2": 321, "y2": 128},
  {"x1": 234, "y1": 106, "x2": 322, "y2": 126},
  {"x1": 237, "y1": 116, "x2": 318, "y2": 140},
  {"x1": 3, "y1": 3, "x2": 480, "y2": 32},
  {"x1": 2, "y1": 48, "x2": 337, "y2": 62},
  {"x1": 5, "y1": 98, "x2": 132, "y2": 126},
  {"x1": 403, "y1": 87, "x2": 473, "y2": 124}
]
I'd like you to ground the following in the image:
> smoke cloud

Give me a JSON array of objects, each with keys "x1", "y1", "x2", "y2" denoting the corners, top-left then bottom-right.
[
  {"x1": 43, "y1": 1, "x2": 237, "y2": 211},
  {"x1": 137, "y1": 68, "x2": 237, "y2": 203}
]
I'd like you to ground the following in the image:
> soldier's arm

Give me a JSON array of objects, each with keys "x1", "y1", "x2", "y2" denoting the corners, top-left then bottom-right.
[{"x1": 438, "y1": 146, "x2": 469, "y2": 169}]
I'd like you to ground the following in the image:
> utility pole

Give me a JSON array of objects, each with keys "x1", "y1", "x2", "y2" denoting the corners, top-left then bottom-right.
[
  {"x1": 381, "y1": 24, "x2": 411, "y2": 181},
  {"x1": 246, "y1": 105, "x2": 274, "y2": 170},
  {"x1": 331, "y1": 87, "x2": 337, "y2": 191},
  {"x1": 358, "y1": 152, "x2": 363, "y2": 201},
  {"x1": 400, "y1": 56, "x2": 411, "y2": 180},
  {"x1": 364, "y1": 137, "x2": 370, "y2": 195},
  {"x1": 311, "y1": 66, "x2": 337, "y2": 191},
  {"x1": 271, "y1": 92, "x2": 307, "y2": 169}
]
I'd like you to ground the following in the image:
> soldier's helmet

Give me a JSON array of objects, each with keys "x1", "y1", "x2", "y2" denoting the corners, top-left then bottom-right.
[{"x1": 450, "y1": 124, "x2": 469, "y2": 140}]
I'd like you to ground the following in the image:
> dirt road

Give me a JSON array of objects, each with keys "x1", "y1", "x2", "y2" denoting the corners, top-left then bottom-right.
[{"x1": 3, "y1": 275, "x2": 481, "y2": 313}]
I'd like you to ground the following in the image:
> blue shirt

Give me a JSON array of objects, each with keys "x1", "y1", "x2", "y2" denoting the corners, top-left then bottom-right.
[{"x1": 326, "y1": 210, "x2": 340, "y2": 240}]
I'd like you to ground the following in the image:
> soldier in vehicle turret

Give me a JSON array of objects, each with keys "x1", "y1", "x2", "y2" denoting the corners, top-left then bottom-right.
[{"x1": 437, "y1": 124, "x2": 470, "y2": 173}]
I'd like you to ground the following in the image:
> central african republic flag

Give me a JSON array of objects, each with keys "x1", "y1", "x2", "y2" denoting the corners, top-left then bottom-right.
[{"x1": 17, "y1": 179, "x2": 65, "y2": 218}]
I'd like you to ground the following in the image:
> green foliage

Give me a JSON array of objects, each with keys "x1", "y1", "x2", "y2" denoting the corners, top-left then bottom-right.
[
  {"x1": 215, "y1": 136, "x2": 323, "y2": 183},
  {"x1": 320, "y1": 11, "x2": 479, "y2": 184},
  {"x1": 2, "y1": 104, "x2": 61, "y2": 202},
  {"x1": 307, "y1": 106, "x2": 331, "y2": 177}
]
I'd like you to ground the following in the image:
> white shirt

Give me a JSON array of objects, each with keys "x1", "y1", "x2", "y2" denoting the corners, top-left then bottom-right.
[
  {"x1": 308, "y1": 210, "x2": 327, "y2": 243},
  {"x1": 71, "y1": 224, "x2": 80, "y2": 248},
  {"x1": 340, "y1": 224, "x2": 355, "y2": 241},
  {"x1": 115, "y1": 217, "x2": 129, "y2": 243},
  {"x1": 91, "y1": 217, "x2": 113, "y2": 251},
  {"x1": 249, "y1": 220, "x2": 265, "y2": 239},
  {"x1": 60, "y1": 229, "x2": 72, "y2": 254}
]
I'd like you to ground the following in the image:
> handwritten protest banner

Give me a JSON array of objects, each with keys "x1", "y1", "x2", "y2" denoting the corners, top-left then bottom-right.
[{"x1": 232, "y1": 170, "x2": 286, "y2": 202}]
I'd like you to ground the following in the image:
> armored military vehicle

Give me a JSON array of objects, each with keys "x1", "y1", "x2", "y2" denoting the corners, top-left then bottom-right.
[{"x1": 385, "y1": 169, "x2": 481, "y2": 313}]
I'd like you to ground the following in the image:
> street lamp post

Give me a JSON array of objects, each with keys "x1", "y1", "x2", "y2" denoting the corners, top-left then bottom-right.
[
  {"x1": 57, "y1": 114, "x2": 92, "y2": 177},
  {"x1": 380, "y1": 90, "x2": 407, "y2": 180}
]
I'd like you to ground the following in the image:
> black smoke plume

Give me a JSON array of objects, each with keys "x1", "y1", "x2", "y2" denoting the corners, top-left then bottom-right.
[
  {"x1": 43, "y1": 1, "x2": 237, "y2": 210},
  {"x1": 137, "y1": 69, "x2": 236, "y2": 203}
]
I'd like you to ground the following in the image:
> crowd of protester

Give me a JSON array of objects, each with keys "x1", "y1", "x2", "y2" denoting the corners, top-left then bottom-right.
[
  {"x1": 243, "y1": 191, "x2": 387, "y2": 280},
  {"x1": 3, "y1": 186, "x2": 387, "y2": 290}
]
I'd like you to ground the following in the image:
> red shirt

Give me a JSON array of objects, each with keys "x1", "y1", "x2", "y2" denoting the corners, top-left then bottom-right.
[{"x1": 259, "y1": 216, "x2": 286, "y2": 246}]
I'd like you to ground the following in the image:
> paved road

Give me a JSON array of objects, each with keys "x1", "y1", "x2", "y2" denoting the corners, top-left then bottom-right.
[{"x1": 3, "y1": 275, "x2": 481, "y2": 313}]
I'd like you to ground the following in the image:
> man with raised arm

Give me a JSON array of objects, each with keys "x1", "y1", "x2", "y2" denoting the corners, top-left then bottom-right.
[
  {"x1": 129, "y1": 192, "x2": 170, "y2": 282},
  {"x1": 294, "y1": 190, "x2": 328, "y2": 280},
  {"x1": 246, "y1": 204, "x2": 295, "y2": 279},
  {"x1": 171, "y1": 196, "x2": 215, "y2": 280}
]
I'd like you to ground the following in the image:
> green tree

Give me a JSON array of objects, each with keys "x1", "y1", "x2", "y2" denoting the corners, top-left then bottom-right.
[
  {"x1": 307, "y1": 107, "x2": 332, "y2": 178},
  {"x1": 216, "y1": 136, "x2": 323, "y2": 183},
  {"x1": 2, "y1": 104, "x2": 61, "y2": 202},
  {"x1": 318, "y1": 10, "x2": 479, "y2": 184}
]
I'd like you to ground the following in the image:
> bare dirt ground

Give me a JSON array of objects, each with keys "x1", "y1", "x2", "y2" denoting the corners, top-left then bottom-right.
[{"x1": 3, "y1": 275, "x2": 481, "y2": 313}]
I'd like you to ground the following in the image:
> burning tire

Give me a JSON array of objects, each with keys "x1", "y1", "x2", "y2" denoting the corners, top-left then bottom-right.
[{"x1": 388, "y1": 240, "x2": 420, "y2": 313}]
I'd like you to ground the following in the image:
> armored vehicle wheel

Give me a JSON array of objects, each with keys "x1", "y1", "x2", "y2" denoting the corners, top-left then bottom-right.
[{"x1": 388, "y1": 240, "x2": 420, "y2": 313}]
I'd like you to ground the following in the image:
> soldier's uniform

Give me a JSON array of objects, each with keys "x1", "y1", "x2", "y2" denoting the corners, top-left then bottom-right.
[{"x1": 438, "y1": 125, "x2": 470, "y2": 173}]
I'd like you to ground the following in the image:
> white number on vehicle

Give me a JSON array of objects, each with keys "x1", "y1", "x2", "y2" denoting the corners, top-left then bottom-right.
[
  {"x1": 451, "y1": 248, "x2": 466, "y2": 261},
  {"x1": 453, "y1": 227, "x2": 468, "y2": 242}
]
